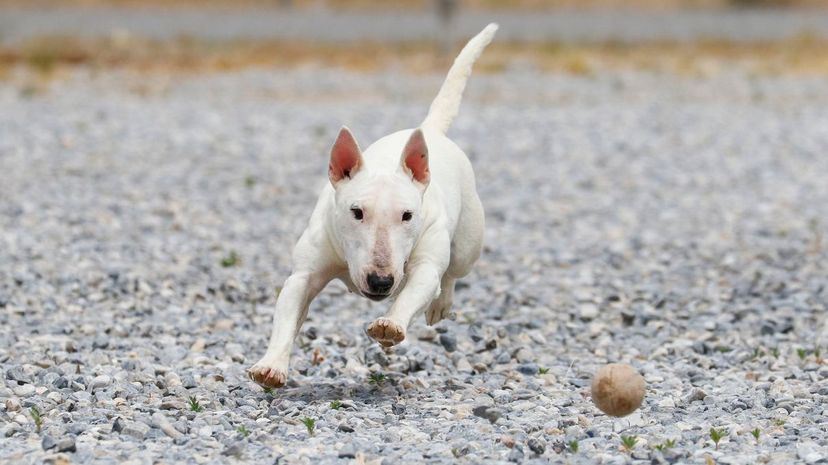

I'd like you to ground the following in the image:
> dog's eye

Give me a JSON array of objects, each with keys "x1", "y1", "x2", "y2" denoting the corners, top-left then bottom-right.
[
  {"x1": 401, "y1": 211, "x2": 413, "y2": 222},
  {"x1": 351, "y1": 208, "x2": 363, "y2": 220}
]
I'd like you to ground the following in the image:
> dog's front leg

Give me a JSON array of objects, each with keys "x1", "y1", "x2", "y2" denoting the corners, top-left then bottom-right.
[
  {"x1": 248, "y1": 270, "x2": 330, "y2": 388},
  {"x1": 367, "y1": 232, "x2": 449, "y2": 347}
]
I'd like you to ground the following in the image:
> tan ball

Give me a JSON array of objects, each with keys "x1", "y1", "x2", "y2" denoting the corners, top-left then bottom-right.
[{"x1": 591, "y1": 363, "x2": 646, "y2": 417}]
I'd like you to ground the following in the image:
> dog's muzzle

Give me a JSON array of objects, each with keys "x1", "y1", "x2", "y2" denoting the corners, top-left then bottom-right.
[{"x1": 366, "y1": 272, "x2": 394, "y2": 297}]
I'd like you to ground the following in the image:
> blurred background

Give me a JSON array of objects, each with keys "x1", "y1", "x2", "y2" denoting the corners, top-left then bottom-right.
[{"x1": 2, "y1": 0, "x2": 828, "y2": 78}]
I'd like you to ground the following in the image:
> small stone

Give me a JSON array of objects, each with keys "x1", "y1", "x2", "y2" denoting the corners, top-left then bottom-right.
[
  {"x1": 507, "y1": 445, "x2": 524, "y2": 462},
  {"x1": 42, "y1": 435, "x2": 57, "y2": 450},
  {"x1": 214, "y1": 319, "x2": 235, "y2": 331},
  {"x1": 492, "y1": 390, "x2": 512, "y2": 403},
  {"x1": 153, "y1": 412, "x2": 183, "y2": 439},
  {"x1": 501, "y1": 435, "x2": 516, "y2": 448},
  {"x1": 456, "y1": 357, "x2": 473, "y2": 373},
  {"x1": 112, "y1": 417, "x2": 125, "y2": 433},
  {"x1": 160, "y1": 399, "x2": 185, "y2": 410},
  {"x1": 165, "y1": 372, "x2": 182, "y2": 388},
  {"x1": 417, "y1": 327, "x2": 438, "y2": 341},
  {"x1": 338, "y1": 445, "x2": 356, "y2": 458},
  {"x1": 338, "y1": 423, "x2": 354, "y2": 433},
  {"x1": 13, "y1": 384, "x2": 35, "y2": 397},
  {"x1": 797, "y1": 441, "x2": 825, "y2": 464},
  {"x1": 222, "y1": 442, "x2": 244, "y2": 457},
  {"x1": 121, "y1": 421, "x2": 150, "y2": 439},
  {"x1": 514, "y1": 347, "x2": 533, "y2": 363},
  {"x1": 181, "y1": 374, "x2": 197, "y2": 389},
  {"x1": 190, "y1": 338, "x2": 206, "y2": 352},
  {"x1": 579, "y1": 303, "x2": 600, "y2": 321},
  {"x1": 5, "y1": 398, "x2": 21, "y2": 412},
  {"x1": 685, "y1": 388, "x2": 707, "y2": 404},
  {"x1": 517, "y1": 363, "x2": 539, "y2": 375},
  {"x1": 527, "y1": 438, "x2": 545, "y2": 455},
  {"x1": 439, "y1": 333, "x2": 457, "y2": 352},
  {"x1": 90, "y1": 375, "x2": 111, "y2": 390},
  {"x1": 658, "y1": 397, "x2": 676, "y2": 409},
  {"x1": 6, "y1": 367, "x2": 31, "y2": 384},
  {"x1": 56, "y1": 437, "x2": 77, "y2": 453},
  {"x1": 472, "y1": 405, "x2": 502, "y2": 424}
]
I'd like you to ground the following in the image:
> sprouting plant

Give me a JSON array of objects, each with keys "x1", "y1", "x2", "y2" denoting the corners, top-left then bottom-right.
[
  {"x1": 709, "y1": 428, "x2": 727, "y2": 449},
  {"x1": 620, "y1": 435, "x2": 638, "y2": 452},
  {"x1": 221, "y1": 251, "x2": 240, "y2": 268},
  {"x1": 752, "y1": 347, "x2": 763, "y2": 360},
  {"x1": 815, "y1": 346, "x2": 823, "y2": 364},
  {"x1": 301, "y1": 417, "x2": 316, "y2": 436},
  {"x1": 451, "y1": 448, "x2": 461, "y2": 458},
  {"x1": 538, "y1": 367, "x2": 550, "y2": 375},
  {"x1": 263, "y1": 387, "x2": 273, "y2": 395},
  {"x1": 30, "y1": 407, "x2": 43, "y2": 433},
  {"x1": 567, "y1": 440, "x2": 579, "y2": 453},
  {"x1": 244, "y1": 176, "x2": 256, "y2": 188},
  {"x1": 654, "y1": 439, "x2": 676, "y2": 451},
  {"x1": 771, "y1": 347, "x2": 780, "y2": 358},
  {"x1": 797, "y1": 348, "x2": 807, "y2": 361},
  {"x1": 751, "y1": 428, "x2": 760, "y2": 444},
  {"x1": 368, "y1": 372, "x2": 388, "y2": 385},
  {"x1": 237, "y1": 425, "x2": 250, "y2": 437},
  {"x1": 329, "y1": 400, "x2": 343, "y2": 410},
  {"x1": 188, "y1": 396, "x2": 203, "y2": 412},
  {"x1": 774, "y1": 418, "x2": 786, "y2": 427}
]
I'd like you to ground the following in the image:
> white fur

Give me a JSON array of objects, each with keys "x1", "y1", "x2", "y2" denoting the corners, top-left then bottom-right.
[
  {"x1": 423, "y1": 23, "x2": 499, "y2": 134},
  {"x1": 248, "y1": 24, "x2": 498, "y2": 388}
]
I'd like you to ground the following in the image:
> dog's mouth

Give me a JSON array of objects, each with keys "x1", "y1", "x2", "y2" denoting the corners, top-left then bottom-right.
[{"x1": 364, "y1": 292, "x2": 390, "y2": 302}]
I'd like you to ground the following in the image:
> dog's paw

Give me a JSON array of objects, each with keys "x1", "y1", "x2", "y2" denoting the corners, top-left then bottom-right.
[
  {"x1": 366, "y1": 318, "x2": 406, "y2": 347},
  {"x1": 425, "y1": 302, "x2": 450, "y2": 326},
  {"x1": 247, "y1": 363, "x2": 288, "y2": 388}
]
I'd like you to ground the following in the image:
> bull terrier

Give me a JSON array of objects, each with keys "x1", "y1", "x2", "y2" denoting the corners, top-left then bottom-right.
[{"x1": 249, "y1": 23, "x2": 498, "y2": 388}]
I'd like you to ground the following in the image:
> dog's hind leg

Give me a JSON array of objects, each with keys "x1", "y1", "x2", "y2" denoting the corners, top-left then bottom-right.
[
  {"x1": 425, "y1": 191, "x2": 484, "y2": 326},
  {"x1": 425, "y1": 274, "x2": 455, "y2": 325}
]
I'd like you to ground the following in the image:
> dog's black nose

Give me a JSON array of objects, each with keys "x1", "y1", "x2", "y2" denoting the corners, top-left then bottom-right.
[{"x1": 367, "y1": 273, "x2": 394, "y2": 295}]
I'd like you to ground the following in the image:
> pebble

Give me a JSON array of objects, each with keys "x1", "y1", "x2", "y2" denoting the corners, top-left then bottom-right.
[
  {"x1": 472, "y1": 406, "x2": 502, "y2": 424},
  {"x1": 90, "y1": 375, "x2": 112, "y2": 390},
  {"x1": 13, "y1": 385, "x2": 35, "y2": 397},
  {"x1": 579, "y1": 303, "x2": 600, "y2": 321},
  {"x1": 5, "y1": 398, "x2": 21, "y2": 412},
  {"x1": 517, "y1": 363, "x2": 538, "y2": 375},
  {"x1": 338, "y1": 445, "x2": 356, "y2": 458},
  {"x1": 121, "y1": 421, "x2": 150, "y2": 439},
  {"x1": 527, "y1": 438, "x2": 545, "y2": 455}
]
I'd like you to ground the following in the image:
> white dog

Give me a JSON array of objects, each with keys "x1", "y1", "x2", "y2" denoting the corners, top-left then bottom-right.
[{"x1": 249, "y1": 24, "x2": 498, "y2": 388}]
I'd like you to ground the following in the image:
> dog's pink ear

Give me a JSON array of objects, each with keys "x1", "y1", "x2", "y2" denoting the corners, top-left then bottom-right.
[
  {"x1": 400, "y1": 129, "x2": 429, "y2": 186},
  {"x1": 329, "y1": 127, "x2": 363, "y2": 186}
]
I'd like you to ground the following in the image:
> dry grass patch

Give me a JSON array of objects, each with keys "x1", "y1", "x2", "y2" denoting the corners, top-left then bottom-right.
[{"x1": 2, "y1": 35, "x2": 828, "y2": 79}]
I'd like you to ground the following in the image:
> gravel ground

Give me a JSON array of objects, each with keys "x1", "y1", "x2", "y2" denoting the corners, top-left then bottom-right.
[{"x1": 1, "y1": 67, "x2": 827, "y2": 464}]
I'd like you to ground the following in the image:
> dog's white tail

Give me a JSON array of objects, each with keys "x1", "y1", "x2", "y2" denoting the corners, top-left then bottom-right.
[{"x1": 422, "y1": 23, "x2": 499, "y2": 134}]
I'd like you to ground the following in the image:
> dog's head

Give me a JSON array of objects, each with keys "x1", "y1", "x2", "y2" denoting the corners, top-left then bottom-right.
[{"x1": 327, "y1": 127, "x2": 430, "y2": 301}]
